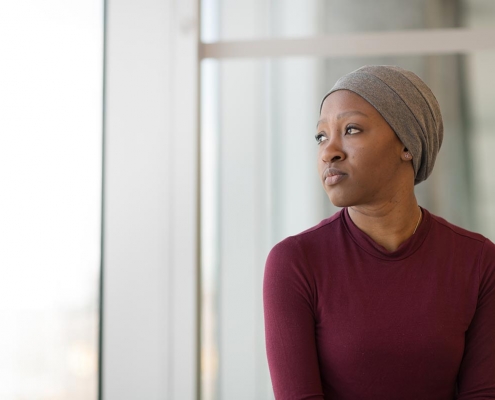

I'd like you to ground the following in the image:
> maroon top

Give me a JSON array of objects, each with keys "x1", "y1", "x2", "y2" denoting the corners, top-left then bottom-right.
[{"x1": 263, "y1": 208, "x2": 495, "y2": 399}]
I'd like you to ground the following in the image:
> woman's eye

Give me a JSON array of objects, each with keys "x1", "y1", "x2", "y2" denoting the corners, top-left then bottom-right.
[
  {"x1": 315, "y1": 133, "x2": 327, "y2": 145},
  {"x1": 345, "y1": 126, "x2": 360, "y2": 135}
]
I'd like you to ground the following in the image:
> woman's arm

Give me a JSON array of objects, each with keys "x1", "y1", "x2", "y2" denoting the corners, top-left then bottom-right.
[
  {"x1": 456, "y1": 239, "x2": 495, "y2": 399},
  {"x1": 263, "y1": 238, "x2": 325, "y2": 400}
]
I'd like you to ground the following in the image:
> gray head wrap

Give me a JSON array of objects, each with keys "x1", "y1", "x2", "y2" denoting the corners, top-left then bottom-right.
[{"x1": 320, "y1": 65, "x2": 443, "y2": 185}]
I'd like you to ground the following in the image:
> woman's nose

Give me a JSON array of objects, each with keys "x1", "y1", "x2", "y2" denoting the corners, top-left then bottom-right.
[{"x1": 321, "y1": 136, "x2": 345, "y2": 163}]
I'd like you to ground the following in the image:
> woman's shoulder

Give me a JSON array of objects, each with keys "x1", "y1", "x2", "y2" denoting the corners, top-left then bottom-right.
[
  {"x1": 268, "y1": 209, "x2": 344, "y2": 256},
  {"x1": 296, "y1": 208, "x2": 344, "y2": 237},
  {"x1": 427, "y1": 210, "x2": 488, "y2": 245},
  {"x1": 426, "y1": 210, "x2": 495, "y2": 270}
]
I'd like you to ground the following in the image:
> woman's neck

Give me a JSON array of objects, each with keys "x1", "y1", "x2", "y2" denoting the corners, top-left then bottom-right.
[{"x1": 347, "y1": 197, "x2": 421, "y2": 252}]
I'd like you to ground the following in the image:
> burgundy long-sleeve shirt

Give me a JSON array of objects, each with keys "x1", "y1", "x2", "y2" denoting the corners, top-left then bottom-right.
[{"x1": 263, "y1": 207, "x2": 495, "y2": 399}]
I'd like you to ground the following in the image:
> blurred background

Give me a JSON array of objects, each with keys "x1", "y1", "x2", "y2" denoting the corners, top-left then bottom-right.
[
  {"x1": 1, "y1": 0, "x2": 494, "y2": 399},
  {"x1": 0, "y1": 1, "x2": 102, "y2": 399}
]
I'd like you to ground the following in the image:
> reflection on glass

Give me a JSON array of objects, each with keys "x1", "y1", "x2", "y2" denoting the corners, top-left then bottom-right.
[{"x1": 0, "y1": 1, "x2": 103, "y2": 399}]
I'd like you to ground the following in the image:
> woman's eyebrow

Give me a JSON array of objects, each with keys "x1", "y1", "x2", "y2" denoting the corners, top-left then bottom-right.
[{"x1": 316, "y1": 110, "x2": 369, "y2": 128}]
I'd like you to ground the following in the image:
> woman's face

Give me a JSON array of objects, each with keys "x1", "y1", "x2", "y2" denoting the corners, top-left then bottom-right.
[{"x1": 317, "y1": 89, "x2": 412, "y2": 208}]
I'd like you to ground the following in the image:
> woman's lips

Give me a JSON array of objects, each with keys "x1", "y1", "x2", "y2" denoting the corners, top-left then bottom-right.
[
  {"x1": 325, "y1": 174, "x2": 346, "y2": 185},
  {"x1": 323, "y1": 168, "x2": 347, "y2": 186}
]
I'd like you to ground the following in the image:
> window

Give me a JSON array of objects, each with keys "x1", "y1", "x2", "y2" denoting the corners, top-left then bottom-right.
[
  {"x1": 0, "y1": 1, "x2": 103, "y2": 398},
  {"x1": 200, "y1": 1, "x2": 495, "y2": 399}
]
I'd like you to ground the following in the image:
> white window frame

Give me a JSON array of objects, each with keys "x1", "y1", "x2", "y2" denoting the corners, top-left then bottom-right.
[{"x1": 102, "y1": 0, "x2": 199, "y2": 399}]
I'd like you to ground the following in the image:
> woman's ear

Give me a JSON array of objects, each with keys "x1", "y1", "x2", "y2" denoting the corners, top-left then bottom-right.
[{"x1": 402, "y1": 147, "x2": 412, "y2": 161}]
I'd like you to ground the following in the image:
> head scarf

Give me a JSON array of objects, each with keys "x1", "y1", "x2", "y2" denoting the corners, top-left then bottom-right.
[{"x1": 320, "y1": 65, "x2": 443, "y2": 184}]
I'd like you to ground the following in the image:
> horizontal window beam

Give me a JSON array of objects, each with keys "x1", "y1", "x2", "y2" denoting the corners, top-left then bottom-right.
[{"x1": 200, "y1": 28, "x2": 495, "y2": 59}]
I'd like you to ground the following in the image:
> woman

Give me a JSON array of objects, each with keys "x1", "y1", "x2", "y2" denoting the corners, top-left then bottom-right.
[{"x1": 263, "y1": 65, "x2": 495, "y2": 399}]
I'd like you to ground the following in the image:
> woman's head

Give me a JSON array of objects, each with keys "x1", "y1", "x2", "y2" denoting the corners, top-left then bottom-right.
[{"x1": 317, "y1": 65, "x2": 443, "y2": 207}]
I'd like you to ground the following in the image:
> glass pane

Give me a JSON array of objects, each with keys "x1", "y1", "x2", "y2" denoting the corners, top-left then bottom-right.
[
  {"x1": 201, "y1": 0, "x2": 495, "y2": 42},
  {"x1": 200, "y1": 52, "x2": 495, "y2": 399},
  {"x1": 0, "y1": 1, "x2": 103, "y2": 399},
  {"x1": 464, "y1": 0, "x2": 495, "y2": 28}
]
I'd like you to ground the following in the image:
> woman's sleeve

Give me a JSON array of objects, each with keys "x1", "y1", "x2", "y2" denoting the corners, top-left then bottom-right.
[
  {"x1": 457, "y1": 239, "x2": 495, "y2": 399},
  {"x1": 263, "y1": 238, "x2": 325, "y2": 400}
]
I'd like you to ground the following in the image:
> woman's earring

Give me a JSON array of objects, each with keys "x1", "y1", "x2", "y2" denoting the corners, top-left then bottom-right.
[{"x1": 405, "y1": 152, "x2": 412, "y2": 159}]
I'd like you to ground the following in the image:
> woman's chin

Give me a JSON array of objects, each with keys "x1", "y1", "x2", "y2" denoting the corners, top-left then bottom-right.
[
  {"x1": 326, "y1": 190, "x2": 360, "y2": 208},
  {"x1": 327, "y1": 194, "x2": 350, "y2": 208}
]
